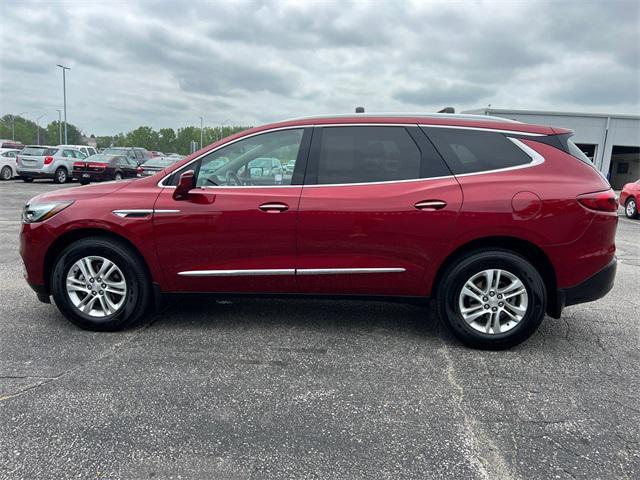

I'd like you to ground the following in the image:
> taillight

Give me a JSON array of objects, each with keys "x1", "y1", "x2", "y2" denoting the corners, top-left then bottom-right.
[
  {"x1": 15, "y1": 155, "x2": 19, "y2": 164},
  {"x1": 577, "y1": 190, "x2": 618, "y2": 212},
  {"x1": 73, "y1": 162, "x2": 85, "y2": 168},
  {"x1": 44, "y1": 156, "x2": 54, "y2": 165},
  {"x1": 90, "y1": 162, "x2": 108, "y2": 170},
  {"x1": 136, "y1": 166, "x2": 143, "y2": 174}
]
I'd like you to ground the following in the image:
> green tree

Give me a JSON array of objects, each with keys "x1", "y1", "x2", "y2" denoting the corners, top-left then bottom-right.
[
  {"x1": 125, "y1": 126, "x2": 160, "y2": 150},
  {"x1": 158, "y1": 128, "x2": 177, "y2": 153}
]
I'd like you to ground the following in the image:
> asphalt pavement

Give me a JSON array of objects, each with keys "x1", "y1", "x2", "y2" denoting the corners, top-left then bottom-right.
[{"x1": 0, "y1": 179, "x2": 638, "y2": 479}]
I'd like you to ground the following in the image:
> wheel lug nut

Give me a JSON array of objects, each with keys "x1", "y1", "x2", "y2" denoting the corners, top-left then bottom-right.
[
  {"x1": 499, "y1": 302, "x2": 504, "y2": 307},
  {"x1": 497, "y1": 294, "x2": 503, "y2": 299},
  {"x1": 482, "y1": 296, "x2": 488, "y2": 301},
  {"x1": 101, "y1": 283, "x2": 106, "y2": 288},
  {"x1": 489, "y1": 291, "x2": 495, "y2": 296},
  {"x1": 484, "y1": 304, "x2": 490, "y2": 309},
  {"x1": 492, "y1": 307, "x2": 498, "y2": 312},
  {"x1": 99, "y1": 290, "x2": 104, "y2": 295},
  {"x1": 89, "y1": 278, "x2": 94, "y2": 283},
  {"x1": 92, "y1": 291, "x2": 97, "y2": 296}
]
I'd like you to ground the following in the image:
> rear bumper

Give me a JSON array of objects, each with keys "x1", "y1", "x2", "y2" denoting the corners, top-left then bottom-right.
[
  {"x1": 72, "y1": 171, "x2": 110, "y2": 181},
  {"x1": 17, "y1": 170, "x2": 53, "y2": 179},
  {"x1": 550, "y1": 257, "x2": 617, "y2": 317}
]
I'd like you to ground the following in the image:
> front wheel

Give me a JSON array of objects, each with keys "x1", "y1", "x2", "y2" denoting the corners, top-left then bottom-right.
[
  {"x1": 114, "y1": 172, "x2": 123, "y2": 181},
  {"x1": 51, "y1": 237, "x2": 151, "y2": 331},
  {"x1": 437, "y1": 249, "x2": 546, "y2": 350},
  {"x1": 625, "y1": 197, "x2": 638, "y2": 219}
]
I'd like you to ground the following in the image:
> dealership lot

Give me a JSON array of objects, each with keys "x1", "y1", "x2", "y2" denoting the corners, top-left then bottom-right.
[{"x1": 0, "y1": 180, "x2": 638, "y2": 479}]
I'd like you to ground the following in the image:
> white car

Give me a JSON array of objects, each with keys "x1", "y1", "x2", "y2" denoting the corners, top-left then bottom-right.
[
  {"x1": 0, "y1": 148, "x2": 20, "y2": 180},
  {"x1": 56, "y1": 144, "x2": 98, "y2": 158}
]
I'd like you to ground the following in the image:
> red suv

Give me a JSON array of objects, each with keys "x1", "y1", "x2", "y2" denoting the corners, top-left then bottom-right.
[{"x1": 19, "y1": 114, "x2": 618, "y2": 349}]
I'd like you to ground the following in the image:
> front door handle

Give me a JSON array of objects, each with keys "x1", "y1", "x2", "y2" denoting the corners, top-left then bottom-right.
[
  {"x1": 414, "y1": 200, "x2": 447, "y2": 211},
  {"x1": 259, "y1": 202, "x2": 289, "y2": 213}
]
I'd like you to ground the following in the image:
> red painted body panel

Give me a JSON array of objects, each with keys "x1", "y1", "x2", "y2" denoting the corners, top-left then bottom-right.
[
  {"x1": 152, "y1": 186, "x2": 301, "y2": 292},
  {"x1": 19, "y1": 115, "x2": 615, "y2": 314},
  {"x1": 296, "y1": 178, "x2": 462, "y2": 295}
]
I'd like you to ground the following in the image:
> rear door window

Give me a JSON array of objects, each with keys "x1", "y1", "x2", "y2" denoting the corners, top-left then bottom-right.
[
  {"x1": 313, "y1": 126, "x2": 421, "y2": 185},
  {"x1": 421, "y1": 127, "x2": 532, "y2": 175}
]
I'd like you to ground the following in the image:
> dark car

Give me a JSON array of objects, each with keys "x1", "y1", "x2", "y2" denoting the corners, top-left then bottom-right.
[
  {"x1": 72, "y1": 154, "x2": 140, "y2": 184},
  {"x1": 101, "y1": 147, "x2": 151, "y2": 165},
  {"x1": 20, "y1": 113, "x2": 617, "y2": 349},
  {"x1": 138, "y1": 156, "x2": 182, "y2": 177}
]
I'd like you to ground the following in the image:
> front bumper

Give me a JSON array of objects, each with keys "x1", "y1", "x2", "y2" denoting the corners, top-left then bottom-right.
[{"x1": 552, "y1": 257, "x2": 617, "y2": 317}]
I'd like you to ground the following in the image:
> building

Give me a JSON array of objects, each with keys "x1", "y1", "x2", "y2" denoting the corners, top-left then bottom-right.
[{"x1": 463, "y1": 108, "x2": 640, "y2": 190}]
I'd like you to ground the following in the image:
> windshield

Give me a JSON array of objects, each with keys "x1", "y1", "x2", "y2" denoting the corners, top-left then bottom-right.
[{"x1": 22, "y1": 147, "x2": 50, "y2": 156}]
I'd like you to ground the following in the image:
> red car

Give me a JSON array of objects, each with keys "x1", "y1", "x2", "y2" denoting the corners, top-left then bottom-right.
[
  {"x1": 619, "y1": 179, "x2": 639, "y2": 219},
  {"x1": 19, "y1": 114, "x2": 618, "y2": 349}
]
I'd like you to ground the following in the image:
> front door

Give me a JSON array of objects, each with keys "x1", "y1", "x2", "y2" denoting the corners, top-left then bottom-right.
[
  {"x1": 296, "y1": 125, "x2": 463, "y2": 297},
  {"x1": 153, "y1": 127, "x2": 311, "y2": 293}
]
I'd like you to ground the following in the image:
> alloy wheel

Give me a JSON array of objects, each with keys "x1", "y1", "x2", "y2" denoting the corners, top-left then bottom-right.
[
  {"x1": 66, "y1": 256, "x2": 127, "y2": 317},
  {"x1": 626, "y1": 199, "x2": 637, "y2": 218},
  {"x1": 458, "y1": 268, "x2": 528, "y2": 334}
]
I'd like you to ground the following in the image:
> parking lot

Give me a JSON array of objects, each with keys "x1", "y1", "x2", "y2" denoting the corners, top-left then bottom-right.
[{"x1": 0, "y1": 179, "x2": 638, "y2": 479}]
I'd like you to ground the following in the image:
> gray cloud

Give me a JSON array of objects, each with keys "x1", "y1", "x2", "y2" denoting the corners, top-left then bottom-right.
[{"x1": 0, "y1": 0, "x2": 638, "y2": 135}]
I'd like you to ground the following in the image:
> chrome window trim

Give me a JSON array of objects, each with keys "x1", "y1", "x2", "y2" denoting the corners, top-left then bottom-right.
[{"x1": 158, "y1": 124, "x2": 546, "y2": 190}]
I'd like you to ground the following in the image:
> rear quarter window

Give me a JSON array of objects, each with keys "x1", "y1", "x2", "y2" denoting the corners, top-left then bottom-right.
[{"x1": 421, "y1": 128, "x2": 533, "y2": 175}]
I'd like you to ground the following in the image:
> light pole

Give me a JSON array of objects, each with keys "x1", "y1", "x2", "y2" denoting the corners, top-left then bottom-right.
[
  {"x1": 36, "y1": 114, "x2": 46, "y2": 145},
  {"x1": 11, "y1": 112, "x2": 27, "y2": 141},
  {"x1": 199, "y1": 116, "x2": 204, "y2": 150},
  {"x1": 56, "y1": 109, "x2": 62, "y2": 144},
  {"x1": 219, "y1": 118, "x2": 232, "y2": 141},
  {"x1": 57, "y1": 64, "x2": 70, "y2": 144}
]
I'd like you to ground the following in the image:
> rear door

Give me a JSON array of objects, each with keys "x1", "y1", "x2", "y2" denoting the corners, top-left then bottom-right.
[{"x1": 296, "y1": 125, "x2": 463, "y2": 297}]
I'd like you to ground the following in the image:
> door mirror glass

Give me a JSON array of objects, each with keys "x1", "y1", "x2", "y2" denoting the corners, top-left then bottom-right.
[{"x1": 173, "y1": 170, "x2": 195, "y2": 200}]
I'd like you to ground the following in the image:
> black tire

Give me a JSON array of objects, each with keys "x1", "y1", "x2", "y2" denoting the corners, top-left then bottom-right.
[
  {"x1": 625, "y1": 197, "x2": 638, "y2": 219},
  {"x1": 114, "y1": 172, "x2": 123, "y2": 181},
  {"x1": 22, "y1": 177, "x2": 34, "y2": 183},
  {"x1": 436, "y1": 249, "x2": 546, "y2": 350},
  {"x1": 54, "y1": 167, "x2": 68, "y2": 184},
  {"x1": 1, "y1": 166, "x2": 12, "y2": 180},
  {"x1": 51, "y1": 237, "x2": 151, "y2": 331}
]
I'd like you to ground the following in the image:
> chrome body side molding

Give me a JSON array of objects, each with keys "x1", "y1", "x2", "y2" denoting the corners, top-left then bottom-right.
[{"x1": 177, "y1": 267, "x2": 406, "y2": 277}]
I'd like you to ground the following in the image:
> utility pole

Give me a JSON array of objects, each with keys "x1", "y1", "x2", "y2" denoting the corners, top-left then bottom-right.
[
  {"x1": 199, "y1": 116, "x2": 204, "y2": 150},
  {"x1": 56, "y1": 110, "x2": 62, "y2": 144},
  {"x1": 36, "y1": 114, "x2": 46, "y2": 145},
  {"x1": 57, "y1": 64, "x2": 70, "y2": 144}
]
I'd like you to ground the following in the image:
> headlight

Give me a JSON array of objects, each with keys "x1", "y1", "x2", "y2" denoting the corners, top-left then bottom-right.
[{"x1": 22, "y1": 201, "x2": 74, "y2": 223}]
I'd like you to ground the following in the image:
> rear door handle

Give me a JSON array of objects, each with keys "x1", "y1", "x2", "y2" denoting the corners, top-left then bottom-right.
[
  {"x1": 414, "y1": 200, "x2": 447, "y2": 211},
  {"x1": 259, "y1": 202, "x2": 289, "y2": 213}
]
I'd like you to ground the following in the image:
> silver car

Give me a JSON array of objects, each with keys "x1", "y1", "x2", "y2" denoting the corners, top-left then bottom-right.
[{"x1": 16, "y1": 146, "x2": 87, "y2": 183}]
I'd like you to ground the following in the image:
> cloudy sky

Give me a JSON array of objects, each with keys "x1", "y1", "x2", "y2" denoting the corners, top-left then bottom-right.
[{"x1": 1, "y1": 0, "x2": 639, "y2": 135}]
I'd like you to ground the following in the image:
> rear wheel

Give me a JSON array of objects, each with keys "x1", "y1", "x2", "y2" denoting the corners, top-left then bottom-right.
[
  {"x1": 54, "y1": 167, "x2": 68, "y2": 184},
  {"x1": 437, "y1": 249, "x2": 546, "y2": 349},
  {"x1": 0, "y1": 166, "x2": 12, "y2": 180},
  {"x1": 51, "y1": 237, "x2": 151, "y2": 331},
  {"x1": 625, "y1": 197, "x2": 638, "y2": 219},
  {"x1": 115, "y1": 172, "x2": 123, "y2": 181}
]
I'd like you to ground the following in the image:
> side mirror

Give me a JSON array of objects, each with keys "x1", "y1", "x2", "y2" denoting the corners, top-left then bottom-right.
[{"x1": 173, "y1": 170, "x2": 195, "y2": 200}]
